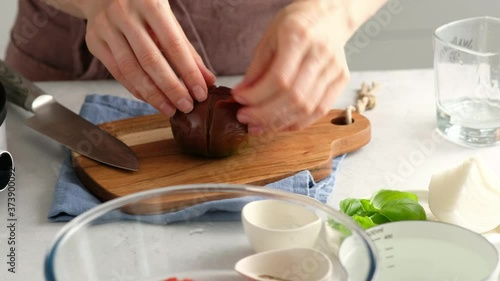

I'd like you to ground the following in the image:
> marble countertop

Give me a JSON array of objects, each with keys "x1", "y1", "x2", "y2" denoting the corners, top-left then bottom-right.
[{"x1": 1, "y1": 69, "x2": 499, "y2": 281}]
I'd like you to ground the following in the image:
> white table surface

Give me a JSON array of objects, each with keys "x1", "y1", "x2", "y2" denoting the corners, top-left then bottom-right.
[{"x1": 1, "y1": 69, "x2": 499, "y2": 281}]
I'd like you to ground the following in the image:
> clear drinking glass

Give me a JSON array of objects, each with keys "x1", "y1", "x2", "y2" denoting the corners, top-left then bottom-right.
[
  {"x1": 434, "y1": 16, "x2": 500, "y2": 147},
  {"x1": 44, "y1": 184, "x2": 379, "y2": 281}
]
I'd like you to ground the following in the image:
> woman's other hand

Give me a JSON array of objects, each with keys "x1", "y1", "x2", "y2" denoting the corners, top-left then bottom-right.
[{"x1": 232, "y1": 0, "x2": 385, "y2": 134}]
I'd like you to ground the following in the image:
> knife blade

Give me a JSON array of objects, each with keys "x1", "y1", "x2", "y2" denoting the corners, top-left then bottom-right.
[{"x1": 0, "y1": 59, "x2": 139, "y2": 171}]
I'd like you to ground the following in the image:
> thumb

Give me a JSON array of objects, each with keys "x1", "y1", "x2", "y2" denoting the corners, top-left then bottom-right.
[{"x1": 233, "y1": 36, "x2": 274, "y2": 93}]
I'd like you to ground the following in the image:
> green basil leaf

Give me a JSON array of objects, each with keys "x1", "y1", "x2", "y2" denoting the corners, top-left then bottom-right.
[
  {"x1": 371, "y1": 189, "x2": 419, "y2": 209},
  {"x1": 378, "y1": 198, "x2": 427, "y2": 221},
  {"x1": 360, "y1": 199, "x2": 378, "y2": 213},
  {"x1": 340, "y1": 198, "x2": 363, "y2": 216},
  {"x1": 370, "y1": 213, "x2": 391, "y2": 224},
  {"x1": 341, "y1": 198, "x2": 378, "y2": 217},
  {"x1": 327, "y1": 218, "x2": 352, "y2": 237},
  {"x1": 352, "y1": 215, "x2": 377, "y2": 229}
]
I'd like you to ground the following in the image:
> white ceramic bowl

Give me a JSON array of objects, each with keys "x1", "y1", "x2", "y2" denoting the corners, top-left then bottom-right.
[{"x1": 242, "y1": 199, "x2": 322, "y2": 253}]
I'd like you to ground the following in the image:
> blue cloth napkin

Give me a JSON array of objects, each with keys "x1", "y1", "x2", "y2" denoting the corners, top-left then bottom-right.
[{"x1": 48, "y1": 95, "x2": 345, "y2": 222}]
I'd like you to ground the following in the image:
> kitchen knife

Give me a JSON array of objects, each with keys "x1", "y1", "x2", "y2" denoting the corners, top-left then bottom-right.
[{"x1": 0, "y1": 59, "x2": 139, "y2": 171}]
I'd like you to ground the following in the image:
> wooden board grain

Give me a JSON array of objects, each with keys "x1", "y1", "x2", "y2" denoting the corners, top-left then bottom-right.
[{"x1": 72, "y1": 109, "x2": 370, "y2": 213}]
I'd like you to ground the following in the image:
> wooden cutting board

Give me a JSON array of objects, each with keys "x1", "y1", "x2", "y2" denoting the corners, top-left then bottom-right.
[{"x1": 72, "y1": 110, "x2": 370, "y2": 214}]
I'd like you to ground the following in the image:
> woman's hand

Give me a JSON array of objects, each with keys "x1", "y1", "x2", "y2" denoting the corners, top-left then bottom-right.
[
  {"x1": 232, "y1": 0, "x2": 356, "y2": 134},
  {"x1": 75, "y1": 0, "x2": 216, "y2": 116}
]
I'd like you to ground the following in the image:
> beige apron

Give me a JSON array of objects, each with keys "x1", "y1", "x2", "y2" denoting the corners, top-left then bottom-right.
[{"x1": 5, "y1": 0, "x2": 291, "y2": 81}]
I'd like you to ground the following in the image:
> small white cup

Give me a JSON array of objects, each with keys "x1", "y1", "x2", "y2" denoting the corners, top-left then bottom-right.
[{"x1": 241, "y1": 199, "x2": 322, "y2": 253}]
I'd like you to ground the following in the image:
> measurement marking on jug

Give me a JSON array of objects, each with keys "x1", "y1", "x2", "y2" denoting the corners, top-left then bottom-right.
[
  {"x1": 372, "y1": 237, "x2": 381, "y2": 242},
  {"x1": 366, "y1": 228, "x2": 384, "y2": 236},
  {"x1": 385, "y1": 247, "x2": 394, "y2": 251},
  {"x1": 385, "y1": 255, "x2": 394, "y2": 259},
  {"x1": 387, "y1": 265, "x2": 395, "y2": 269}
]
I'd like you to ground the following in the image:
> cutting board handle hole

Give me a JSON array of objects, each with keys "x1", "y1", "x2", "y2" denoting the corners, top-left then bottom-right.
[{"x1": 331, "y1": 117, "x2": 353, "y2": 126}]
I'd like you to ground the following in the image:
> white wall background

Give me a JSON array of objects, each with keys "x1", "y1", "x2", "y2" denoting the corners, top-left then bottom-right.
[
  {"x1": 0, "y1": 0, "x2": 499, "y2": 70},
  {"x1": 346, "y1": 0, "x2": 500, "y2": 71},
  {"x1": 0, "y1": 1, "x2": 17, "y2": 59}
]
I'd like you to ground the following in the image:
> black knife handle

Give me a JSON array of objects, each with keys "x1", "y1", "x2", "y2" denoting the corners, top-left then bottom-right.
[{"x1": 0, "y1": 59, "x2": 46, "y2": 112}]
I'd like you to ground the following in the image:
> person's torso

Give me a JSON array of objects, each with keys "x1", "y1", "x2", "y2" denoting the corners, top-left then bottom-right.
[{"x1": 6, "y1": 0, "x2": 291, "y2": 81}]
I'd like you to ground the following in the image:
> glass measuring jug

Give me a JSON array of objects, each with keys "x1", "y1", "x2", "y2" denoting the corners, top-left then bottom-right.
[{"x1": 341, "y1": 220, "x2": 499, "y2": 281}]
